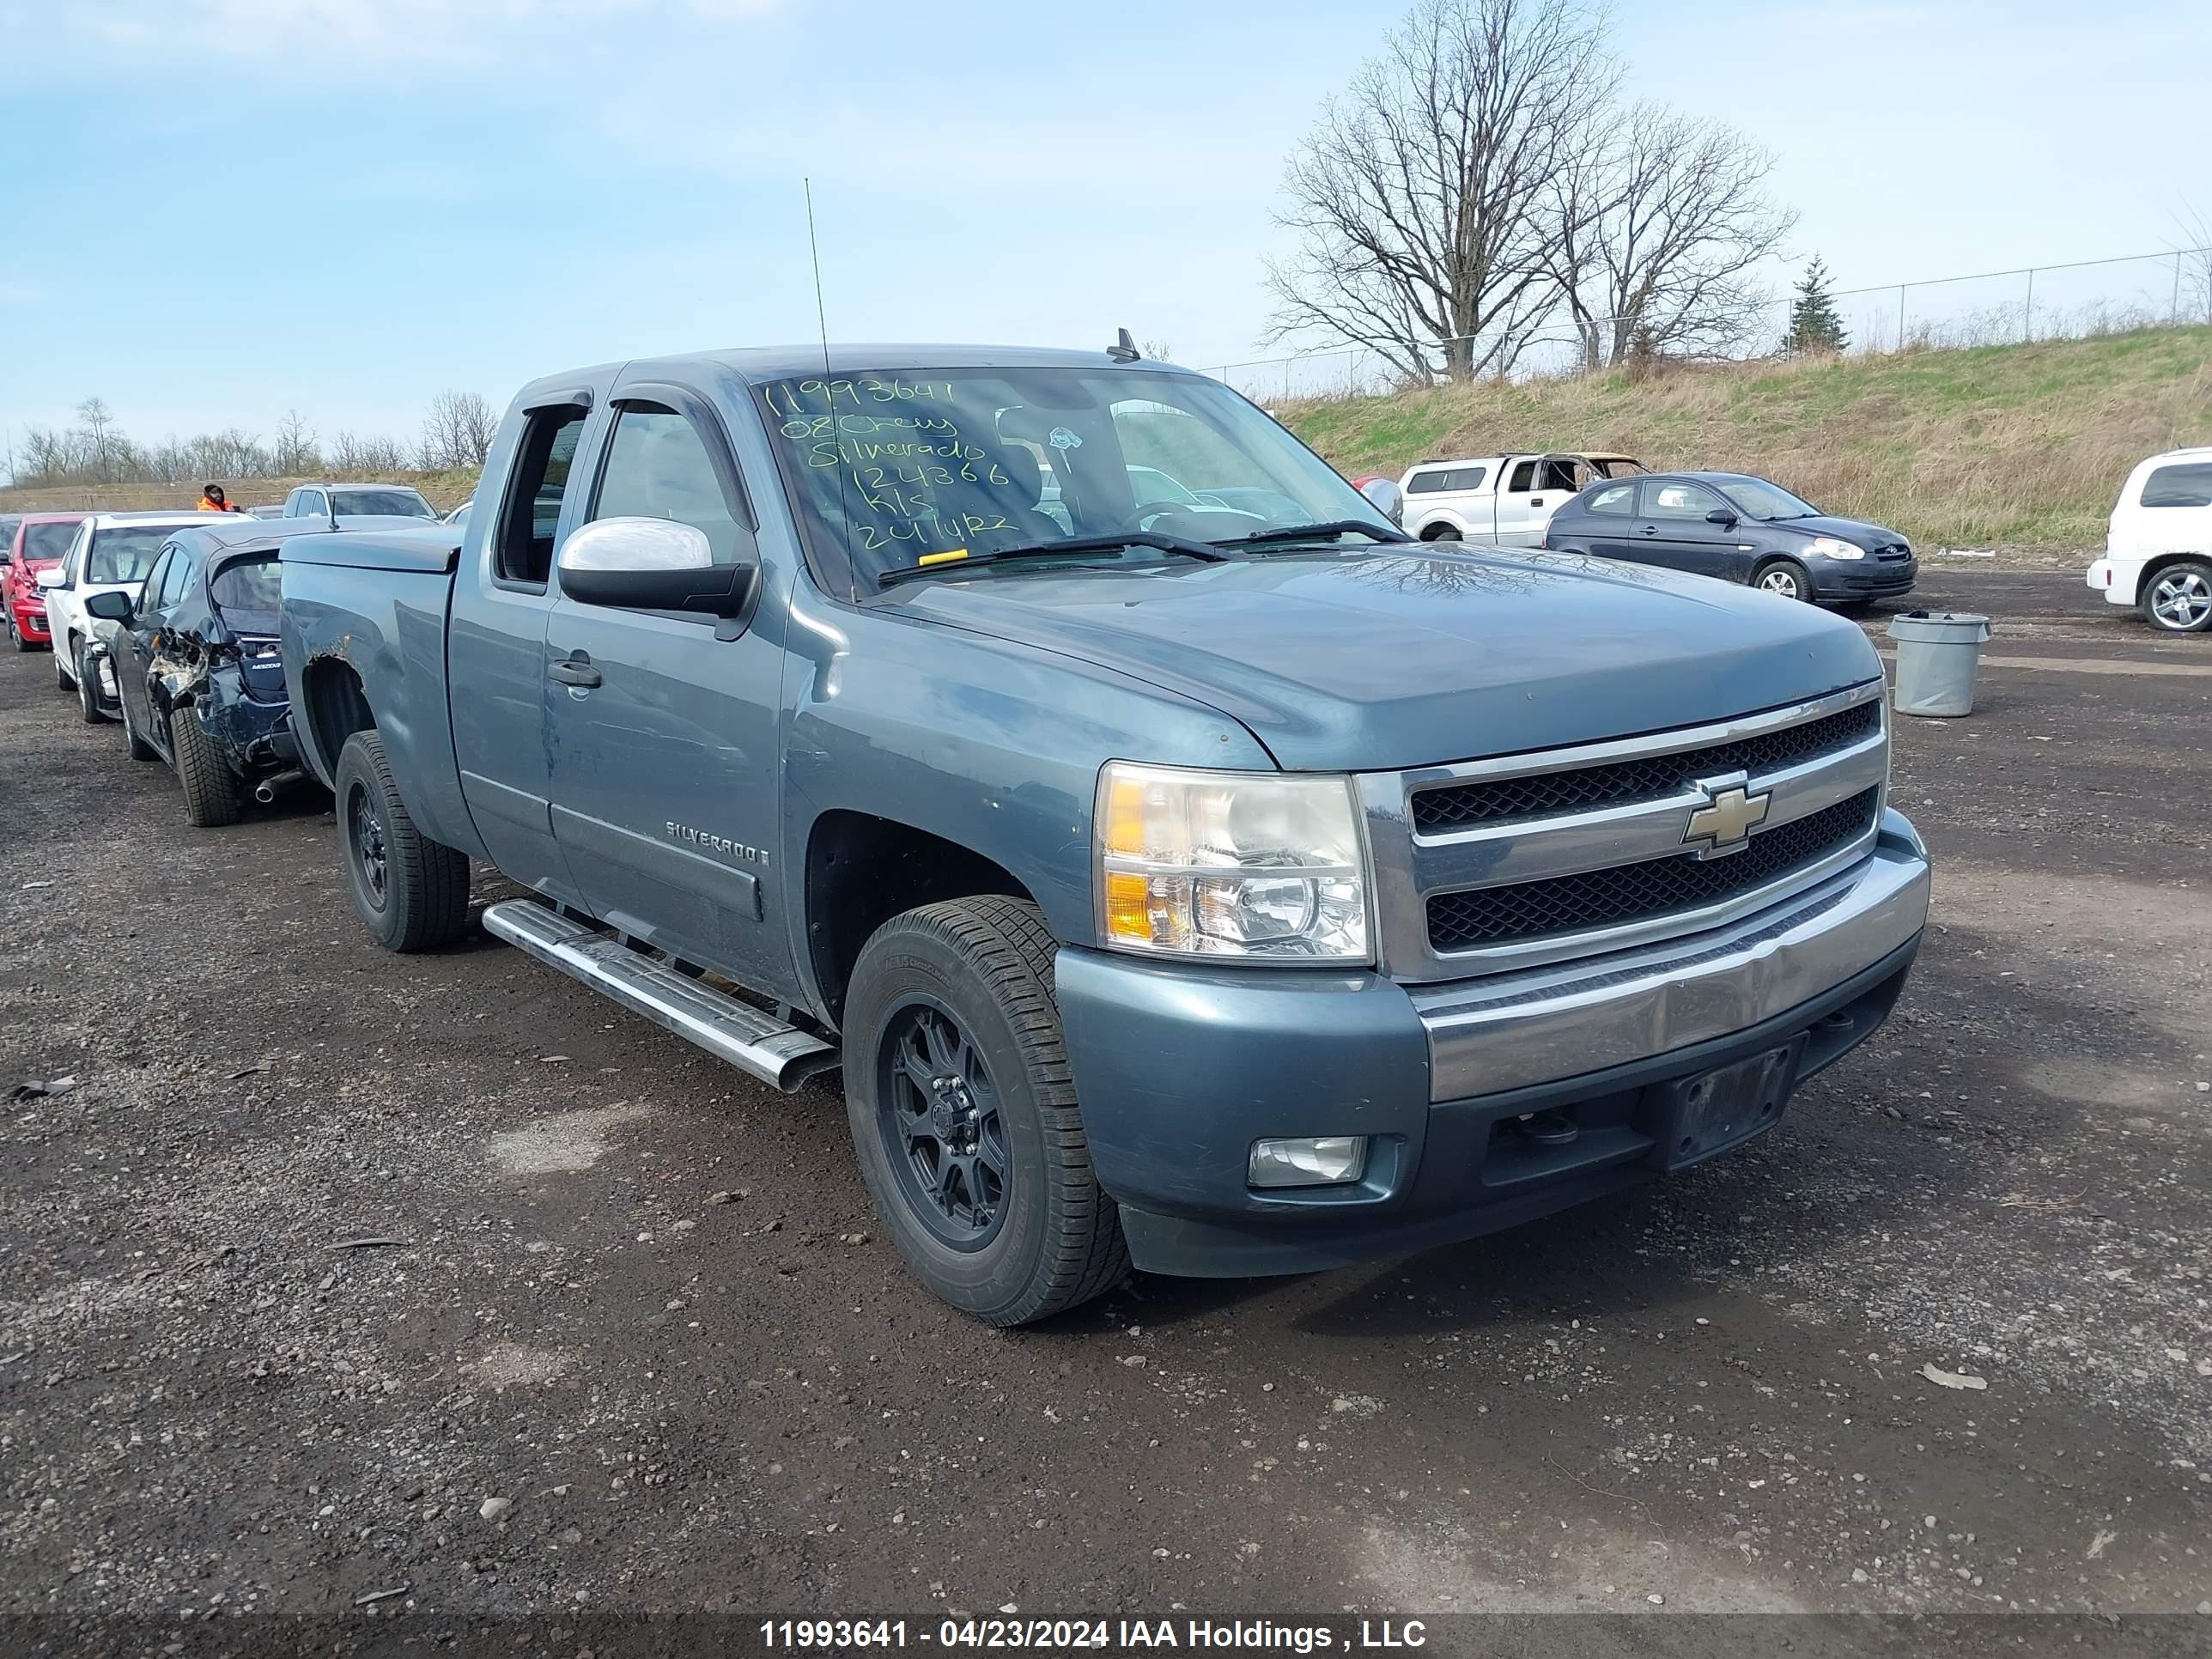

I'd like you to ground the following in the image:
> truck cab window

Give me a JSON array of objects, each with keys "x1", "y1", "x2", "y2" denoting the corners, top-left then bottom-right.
[
  {"x1": 589, "y1": 404, "x2": 744, "y2": 562},
  {"x1": 498, "y1": 406, "x2": 586, "y2": 585}
]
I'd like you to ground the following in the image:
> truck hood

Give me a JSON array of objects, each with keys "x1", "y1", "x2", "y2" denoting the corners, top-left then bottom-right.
[{"x1": 889, "y1": 548, "x2": 1882, "y2": 771}]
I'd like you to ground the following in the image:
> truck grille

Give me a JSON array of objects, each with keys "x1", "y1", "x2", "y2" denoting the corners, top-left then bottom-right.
[
  {"x1": 1425, "y1": 787, "x2": 1881, "y2": 951},
  {"x1": 1412, "y1": 701, "x2": 1881, "y2": 834}
]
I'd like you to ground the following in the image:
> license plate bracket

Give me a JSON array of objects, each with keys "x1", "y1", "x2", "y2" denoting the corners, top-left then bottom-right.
[{"x1": 1647, "y1": 1039, "x2": 1804, "y2": 1170}]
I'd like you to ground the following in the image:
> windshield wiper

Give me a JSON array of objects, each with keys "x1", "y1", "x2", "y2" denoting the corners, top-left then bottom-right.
[
  {"x1": 878, "y1": 532, "x2": 1230, "y2": 588},
  {"x1": 1216, "y1": 519, "x2": 1413, "y2": 549}
]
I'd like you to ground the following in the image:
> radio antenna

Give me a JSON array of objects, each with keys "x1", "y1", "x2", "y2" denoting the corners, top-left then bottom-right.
[{"x1": 804, "y1": 177, "x2": 831, "y2": 376}]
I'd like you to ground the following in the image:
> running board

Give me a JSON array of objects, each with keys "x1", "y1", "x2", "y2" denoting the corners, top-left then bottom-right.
[{"x1": 481, "y1": 900, "x2": 841, "y2": 1091}]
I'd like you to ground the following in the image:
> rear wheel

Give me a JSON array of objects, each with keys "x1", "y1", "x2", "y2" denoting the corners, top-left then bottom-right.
[
  {"x1": 76, "y1": 643, "x2": 108, "y2": 724},
  {"x1": 843, "y1": 896, "x2": 1127, "y2": 1326},
  {"x1": 2142, "y1": 560, "x2": 2212, "y2": 633},
  {"x1": 333, "y1": 730, "x2": 471, "y2": 951},
  {"x1": 171, "y1": 706, "x2": 242, "y2": 827},
  {"x1": 1422, "y1": 524, "x2": 1462, "y2": 542},
  {"x1": 1752, "y1": 558, "x2": 1812, "y2": 602}
]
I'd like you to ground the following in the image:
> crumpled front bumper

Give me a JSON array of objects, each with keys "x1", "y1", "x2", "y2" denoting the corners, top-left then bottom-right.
[{"x1": 1057, "y1": 810, "x2": 1930, "y2": 1278}]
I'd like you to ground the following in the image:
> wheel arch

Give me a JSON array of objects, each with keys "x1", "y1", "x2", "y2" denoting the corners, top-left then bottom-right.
[
  {"x1": 298, "y1": 656, "x2": 377, "y2": 788},
  {"x1": 804, "y1": 810, "x2": 1040, "y2": 1030}
]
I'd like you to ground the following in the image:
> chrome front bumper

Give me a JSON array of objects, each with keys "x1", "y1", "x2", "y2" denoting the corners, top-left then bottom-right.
[{"x1": 1410, "y1": 809, "x2": 1930, "y2": 1101}]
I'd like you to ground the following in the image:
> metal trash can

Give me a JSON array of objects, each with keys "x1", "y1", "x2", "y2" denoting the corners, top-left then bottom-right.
[{"x1": 1887, "y1": 611, "x2": 1991, "y2": 718}]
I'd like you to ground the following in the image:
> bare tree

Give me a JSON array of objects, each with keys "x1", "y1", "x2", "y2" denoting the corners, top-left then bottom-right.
[
  {"x1": 1265, "y1": 0, "x2": 1609, "y2": 382},
  {"x1": 272, "y1": 409, "x2": 320, "y2": 476},
  {"x1": 2173, "y1": 200, "x2": 2212, "y2": 325},
  {"x1": 76, "y1": 397, "x2": 120, "y2": 483},
  {"x1": 420, "y1": 390, "x2": 497, "y2": 471},
  {"x1": 1541, "y1": 103, "x2": 1795, "y2": 369}
]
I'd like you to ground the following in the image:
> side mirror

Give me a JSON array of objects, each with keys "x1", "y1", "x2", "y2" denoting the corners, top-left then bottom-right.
[
  {"x1": 35, "y1": 567, "x2": 67, "y2": 591},
  {"x1": 1704, "y1": 507, "x2": 1738, "y2": 527},
  {"x1": 557, "y1": 518, "x2": 755, "y2": 634},
  {"x1": 1359, "y1": 477, "x2": 1405, "y2": 526},
  {"x1": 85, "y1": 589, "x2": 136, "y2": 623}
]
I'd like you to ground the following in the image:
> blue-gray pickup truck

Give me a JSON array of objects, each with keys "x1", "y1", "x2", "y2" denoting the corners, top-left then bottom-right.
[{"x1": 278, "y1": 343, "x2": 1930, "y2": 1325}]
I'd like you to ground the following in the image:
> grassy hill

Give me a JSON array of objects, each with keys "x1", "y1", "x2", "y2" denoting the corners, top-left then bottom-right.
[
  {"x1": 1280, "y1": 325, "x2": 2212, "y2": 551},
  {"x1": 0, "y1": 468, "x2": 477, "y2": 517}
]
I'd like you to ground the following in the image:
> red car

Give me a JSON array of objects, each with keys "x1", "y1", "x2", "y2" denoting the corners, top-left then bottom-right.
[{"x1": 4, "y1": 513, "x2": 88, "y2": 651}]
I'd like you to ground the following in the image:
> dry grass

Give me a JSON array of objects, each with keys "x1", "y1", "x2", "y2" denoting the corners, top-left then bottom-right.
[
  {"x1": 1282, "y1": 325, "x2": 2212, "y2": 549},
  {"x1": 0, "y1": 466, "x2": 478, "y2": 517}
]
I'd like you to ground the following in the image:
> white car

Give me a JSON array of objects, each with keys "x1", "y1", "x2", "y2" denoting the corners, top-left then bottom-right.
[
  {"x1": 2087, "y1": 447, "x2": 2212, "y2": 633},
  {"x1": 40, "y1": 512, "x2": 230, "y2": 720},
  {"x1": 1398, "y1": 451, "x2": 1644, "y2": 546}
]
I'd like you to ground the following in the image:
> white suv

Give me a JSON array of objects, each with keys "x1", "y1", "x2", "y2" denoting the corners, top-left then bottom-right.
[
  {"x1": 2087, "y1": 447, "x2": 2212, "y2": 633},
  {"x1": 41, "y1": 513, "x2": 228, "y2": 719}
]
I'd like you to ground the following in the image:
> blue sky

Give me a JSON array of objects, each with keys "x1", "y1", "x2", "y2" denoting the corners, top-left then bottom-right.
[{"x1": 3, "y1": 0, "x2": 2207, "y2": 462}]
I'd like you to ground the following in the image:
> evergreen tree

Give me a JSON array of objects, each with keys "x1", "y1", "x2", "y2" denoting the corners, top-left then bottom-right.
[{"x1": 1785, "y1": 258, "x2": 1849, "y2": 354}]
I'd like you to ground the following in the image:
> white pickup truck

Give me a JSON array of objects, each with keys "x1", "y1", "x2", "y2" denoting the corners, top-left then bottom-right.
[{"x1": 1399, "y1": 452, "x2": 1646, "y2": 545}]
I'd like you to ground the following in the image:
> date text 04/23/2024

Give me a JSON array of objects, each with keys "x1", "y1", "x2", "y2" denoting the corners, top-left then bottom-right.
[{"x1": 757, "y1": 1620, "x2": 1430, "y2": 1651}]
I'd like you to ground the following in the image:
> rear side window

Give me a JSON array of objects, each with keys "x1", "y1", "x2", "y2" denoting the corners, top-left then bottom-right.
[
  {"x1": 589, "y1": 404, "x2": 746, "y2": 563},
  {"x1": 2141, "y1": 463, "x2": 2212, "y2": 508},
  {"x1": 1406, "y1": 470, "x2": 1450, "y2": 495},
  {"x1": 497, "y1": 406, "x2": 587, "y2": 585},
  {"x1": 156, "y1": 549, "x2": 201, "y2": 609},
  {"x1": 1407, "y1": 465, "x2": 1487, "y2": 495},
  {"x1": 1644, "y1": 480, "x2": 1719, "y2": 520},
  {"x1": 1584, "y1": 483, "x2": 1635, "y2": 516}
]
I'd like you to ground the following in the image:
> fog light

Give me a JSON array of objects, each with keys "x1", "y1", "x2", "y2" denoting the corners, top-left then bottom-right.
[{"x1": 1249, "y1": 1135, "x2": 1368, "y2": 1188}]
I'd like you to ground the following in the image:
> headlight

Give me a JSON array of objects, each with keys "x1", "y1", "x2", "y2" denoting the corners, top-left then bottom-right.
[
  {"x1": 1804, "y1": 537, "x2": 1864, "y2": 561},
  {"x1": 1096, "y1": 763, "x2": 1370, "y2": 961}
]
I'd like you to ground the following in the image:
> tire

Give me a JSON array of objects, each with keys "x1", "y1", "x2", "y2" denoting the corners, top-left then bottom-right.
[
  {"x1": 170, "y1": 705, "x2": 242, "y2": 828},
  {"x1": 1422, "y1": 525, "x2": 1462, "y2": 542},
  {"x1": 2142, "y1": 559, "x2": 2212, "y2": 633},
  {"x1": 8, "y1": 612, "x2": 27, "y2": 652},
  {"x1": 117, "y1": 685, "x2": 160, "y2": 762},
  {"x1": 55, "y1": 643, "x2": 71, "y2": 690},
  {"x1": 76, "y1": 643, "x2": 108, "y2": 724},
  {"x1": 843, "y1": 896, "x2": 1128, "y2": 1326},
  {"x1": 332, "y1": 729, "x2": 471, "y2": 951},
  {"x1": 1752, "y1": 558, "x2": 1812, "y2": 602}
]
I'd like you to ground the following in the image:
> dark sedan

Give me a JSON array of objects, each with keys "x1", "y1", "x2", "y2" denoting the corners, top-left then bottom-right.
[
  {"x1": 83, "y1": 520, "x2": 331, "y2": 826},
  {"x1": 1542, "y1": 471, "x2": 1916, "y2": 605}
]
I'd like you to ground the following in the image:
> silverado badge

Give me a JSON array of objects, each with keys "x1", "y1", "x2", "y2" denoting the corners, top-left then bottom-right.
[{"x1": 1683, "y1": 775, "x2": 1771, "y2": 857}]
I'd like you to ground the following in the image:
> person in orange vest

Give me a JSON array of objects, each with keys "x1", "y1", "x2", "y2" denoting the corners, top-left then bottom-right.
[{"x1": 197, "y1": 483, "x2": 245, "y2": 513}]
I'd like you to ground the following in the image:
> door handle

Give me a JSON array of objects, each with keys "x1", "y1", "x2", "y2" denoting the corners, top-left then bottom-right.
[
  {"x1": 1640, "y1": 525, "x2": 1659, "y2": 536},
  {"x1": 1529, "y1": 497, "x2": 1545, "y2": 507},
  {"x1": 549, "y1": 656, "x2": 601, "y2": 689}
]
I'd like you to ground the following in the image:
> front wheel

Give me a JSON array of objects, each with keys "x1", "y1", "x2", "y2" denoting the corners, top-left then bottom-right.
[
  {"x1": 332, "y1": 730, "x2": 471, "y2": 951},
  {"x1": 2142, "y1": 560, "x2": 2212, "y2": 633},
  {"x1": 1752, "y1": 559, "x2": 1812, "y2": 602},
  {"x1": 7, "y1": 612, "x2": 27, "y2": 652},
  {"x1": 843, "y1": 896, "x2": 1127, "y2": 1326}
]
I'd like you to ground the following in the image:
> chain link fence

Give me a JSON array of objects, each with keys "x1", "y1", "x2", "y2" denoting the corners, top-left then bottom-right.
[{"x1": 1211, "y1": 245, "x2": 2212, "y2": 403}]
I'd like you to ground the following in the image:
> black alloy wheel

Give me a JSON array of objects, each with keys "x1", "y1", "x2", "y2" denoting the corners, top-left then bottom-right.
[{"x1": 876, "y1": 997, "x2": 1010, "y2": 1249}]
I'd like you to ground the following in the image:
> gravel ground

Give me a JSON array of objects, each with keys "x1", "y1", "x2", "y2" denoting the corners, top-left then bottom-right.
[{"x1": 2, "y1": 570, "x2": 2207, "y2": 1654}]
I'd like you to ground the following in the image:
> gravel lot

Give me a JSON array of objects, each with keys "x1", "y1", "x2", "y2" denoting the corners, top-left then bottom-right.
[{"x1": 3, "y1": 570, "x2": 2207, "y2": 1650}]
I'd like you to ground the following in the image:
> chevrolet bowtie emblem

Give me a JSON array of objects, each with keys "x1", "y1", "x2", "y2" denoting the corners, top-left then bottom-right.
[{"x1": 1684, "y1": 776, "x2": 1771, "y2": 855}]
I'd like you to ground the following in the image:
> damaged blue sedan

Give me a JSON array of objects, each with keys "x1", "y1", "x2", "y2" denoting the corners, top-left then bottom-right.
[{"x1": 85, "y1": 520, "x2": 325, "y2": 826}]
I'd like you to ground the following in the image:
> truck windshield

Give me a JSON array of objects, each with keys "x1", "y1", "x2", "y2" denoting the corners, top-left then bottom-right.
[{"x1": 753, "y1": 367, "x2": 1389, "y2": 587}]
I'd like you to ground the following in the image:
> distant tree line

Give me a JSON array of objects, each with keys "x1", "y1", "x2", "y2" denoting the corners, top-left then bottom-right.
[{"x1": 5, "y1": 391, "x2": 499, "y2": 489}]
